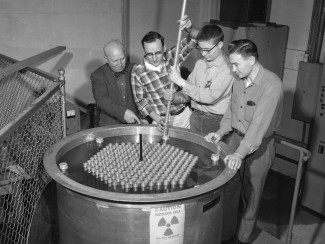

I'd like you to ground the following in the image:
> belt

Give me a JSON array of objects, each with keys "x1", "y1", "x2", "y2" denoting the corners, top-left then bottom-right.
[
  {"x1": 233, "y1": 128, "x2": 245, "y2": 137},
  {"x1": 233, "y1": 128, "x2": 276, "y2": 142},
  {"x1": 193, "y1": 109, "x2": 222, "y2": 118},
  {"x1": 161, "y1": 106, "x2": 186, "y2": 117}
]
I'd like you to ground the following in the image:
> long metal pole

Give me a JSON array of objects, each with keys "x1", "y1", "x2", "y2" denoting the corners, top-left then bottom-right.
[
  {"x1": 58, "y1": 69, "x2": 67, "y2": 138},
  {"x1": 162, "y1": 0, "x2": 188, "y2": 142}
]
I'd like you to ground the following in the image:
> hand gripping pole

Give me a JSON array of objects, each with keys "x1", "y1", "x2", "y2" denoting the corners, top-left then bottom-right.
[{"x1": 162, "y1": 0, "x2": 188, "y2": 143}]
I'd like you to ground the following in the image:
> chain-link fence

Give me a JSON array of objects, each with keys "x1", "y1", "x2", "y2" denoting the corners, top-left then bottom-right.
[{"x1": 0, "y1": 54, "x2": 64, "y2": 244}]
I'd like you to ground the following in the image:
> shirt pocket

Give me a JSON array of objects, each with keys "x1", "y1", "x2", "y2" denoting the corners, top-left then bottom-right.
[{"x1": 244, "y1": 100, "x2": 257, "y2": 122}]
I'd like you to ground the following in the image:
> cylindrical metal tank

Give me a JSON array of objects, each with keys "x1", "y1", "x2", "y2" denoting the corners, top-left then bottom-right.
[{"x1": 43, "y1": 125, "x2": 236, "y2": 244}]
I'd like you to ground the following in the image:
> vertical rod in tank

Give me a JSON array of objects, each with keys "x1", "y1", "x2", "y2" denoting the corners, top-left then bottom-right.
[{"x1": 139, "y1": 133, "x2": 143, "y2": 161}]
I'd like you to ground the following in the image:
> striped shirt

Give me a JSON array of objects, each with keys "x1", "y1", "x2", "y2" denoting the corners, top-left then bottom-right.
[{"x1": 131, "y1": 37, "x2": 196, "y2": 117}]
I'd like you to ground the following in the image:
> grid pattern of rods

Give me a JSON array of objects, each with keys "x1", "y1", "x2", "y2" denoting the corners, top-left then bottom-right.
[
  {"x1": 0, "y1": 56, "x2": 64, "y2": 244},
  {"x1": 80, "y1": 142, "x2": 198, "y2": 193}
]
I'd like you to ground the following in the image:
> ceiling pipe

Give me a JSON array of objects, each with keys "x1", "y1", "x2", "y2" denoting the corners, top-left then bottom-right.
[{"x1": 121, "y1": 0, "x2": 130, "y2": 63}]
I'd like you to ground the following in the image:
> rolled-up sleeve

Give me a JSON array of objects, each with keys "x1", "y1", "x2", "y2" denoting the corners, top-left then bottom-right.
[{"x1": 169, "y1": 37, "x2": 197, "y2": 66}]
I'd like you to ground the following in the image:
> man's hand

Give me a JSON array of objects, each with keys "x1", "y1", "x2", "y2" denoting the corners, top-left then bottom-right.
[
  {"x1": 150, "y1": 112, "x2": 165, "y2": 132},
  {"x1": 169, "y1": 66, "x2": 183, "y2": 87},
  {"x1": 140, "y1": 119, "x2": 149, "y2": 124},
  {"x1": 154, "y1": 115, "x2": 167, "y2": 132},
  {"x1": 124, "y1": 109, "x2": 140, "y2": 124},
  {"x1": 224, "y1": 153, "x2": 243, "y2": 170},
  {"x1": 178, "y1": 15, "x2": 192, "y2": 31},
  {"x1": 205, "y1": 133, "x2": 221, "y2": 144},
  {"x1": 178, "y1": 15, "x2": 199, "y2": 39},
  {"x1": 157, "y1": 117, "x2": 167, "y2": 132},
  {"x1": 164, "y1": 90, "x2": 174, "y2": 102}
]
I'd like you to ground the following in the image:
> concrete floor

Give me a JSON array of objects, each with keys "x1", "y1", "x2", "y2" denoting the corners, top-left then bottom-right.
[
  {"x1": 256, "y1": 170, "x2": 325, "y2": 244},
  {"x1": 33, "y1": 111, "x2": 324, "y2": 244}
]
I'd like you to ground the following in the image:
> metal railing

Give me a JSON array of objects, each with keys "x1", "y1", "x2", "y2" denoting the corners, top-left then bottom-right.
[
  {"x1": 0, "y1": 47, "x2": 66, "y2": 244},
  {"x1": 275, "y1": 135, "x2": 311, "y2": 244}
]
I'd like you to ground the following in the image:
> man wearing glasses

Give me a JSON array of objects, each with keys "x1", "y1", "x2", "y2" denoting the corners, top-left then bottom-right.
[
  {"x1": 168, "y1": 24, "x2": 234, "y2": 135},
  {"x1": 131, "y1": 16, "x2": 198, "y2": 131}
]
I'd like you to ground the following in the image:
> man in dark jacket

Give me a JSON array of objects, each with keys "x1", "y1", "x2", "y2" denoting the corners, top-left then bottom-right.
[{"x1": 91, "y1": 40, "x2": 143, "y2": 126}]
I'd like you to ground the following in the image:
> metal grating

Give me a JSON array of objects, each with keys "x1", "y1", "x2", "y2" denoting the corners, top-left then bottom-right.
[
  {"x1": 0, "y1": 56, "x2": 64, "y2": 244},
  {"x1": 0, "y1": 59, "x2": 57, "y2": 130}
]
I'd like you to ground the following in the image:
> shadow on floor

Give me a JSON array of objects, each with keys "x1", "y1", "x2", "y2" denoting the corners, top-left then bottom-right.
[
  {"x1": 258, "y1": 170, "x2": 295, "y2": 237},
  {"x1": 258, "y1": 170, "x2": 325, "y2": 244},
  {"x1": 28, "y1": 181, "x2": 59, "y2": 244}
]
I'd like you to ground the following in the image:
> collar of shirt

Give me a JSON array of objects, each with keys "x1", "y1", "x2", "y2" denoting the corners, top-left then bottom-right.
[
  {"x1": 243, "y1": 62, "x2": 262, "y2": 87},
  {"x1": 107, "y1": 63, "x2": 129, "y2": 78},
  {"x1": 144, "y1": 60, "x2": 164, "y2": 72},
  {"x1": 206, "y1": 50, "x2": 227, "y2": 69},
  {"x1": 252, "y1": 63, "x2": 265, "y2": 86}
]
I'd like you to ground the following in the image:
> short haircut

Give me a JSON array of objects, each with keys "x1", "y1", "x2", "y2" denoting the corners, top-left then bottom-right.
[
  {"x1": 141, "y1": 31, "x2": 165, "y2": 49},
  {"x1": 228, "y1": 39, "x2": 259, "y2": 60},
  {"x1": 103, "y1": 39, "x2": 124, "y2": 56},
  {"x1": 197, "y1": 24, "x2": 224, "y2": 44}
]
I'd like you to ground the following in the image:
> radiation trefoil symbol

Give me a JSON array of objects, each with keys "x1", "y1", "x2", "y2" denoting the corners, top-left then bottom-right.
[{"x1": 158, "y1": 216, "x2": 179, "y2": 236}]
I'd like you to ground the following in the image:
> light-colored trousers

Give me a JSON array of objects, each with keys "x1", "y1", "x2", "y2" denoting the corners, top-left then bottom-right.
[
  {"x1": 222, "y1": 132, "x2": 275, "y2": 243},
  {"x1": 153, "y1": 106, "x2": 192, "y2": 129}
]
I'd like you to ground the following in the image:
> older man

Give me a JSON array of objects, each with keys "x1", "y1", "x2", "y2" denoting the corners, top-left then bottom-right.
[{"x1": 91, "y1": 40, "x2": 142, "y2": 126}]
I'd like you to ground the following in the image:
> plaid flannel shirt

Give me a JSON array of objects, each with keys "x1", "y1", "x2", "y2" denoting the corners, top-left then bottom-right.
[{"x1": 131, "y1": 37, "x2": 196, "y2": 117}]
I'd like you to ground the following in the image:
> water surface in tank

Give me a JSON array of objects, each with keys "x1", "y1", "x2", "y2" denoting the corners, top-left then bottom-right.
[{"x1": 58, "y1": 135, "x2": 225, "y2": 194}]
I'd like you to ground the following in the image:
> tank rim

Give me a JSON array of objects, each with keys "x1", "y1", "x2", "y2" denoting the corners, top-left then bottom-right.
[{"x1": 43, "y1": 125, "x2": 236, "y2": 203}]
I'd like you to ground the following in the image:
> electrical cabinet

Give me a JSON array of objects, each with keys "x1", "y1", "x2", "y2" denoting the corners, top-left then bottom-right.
[
  {"x1": 219, "y1": 0, "x2": 270, "y2": 23},
  {"x1": 301, "y1": 62, "x2": 325, "y2": 215},
  {"x1": 292, "y1": 62, "x2": 323, "y2": 123},
  {"x1": 209, "y1": 20, "x2": 289, "y2": 79}
]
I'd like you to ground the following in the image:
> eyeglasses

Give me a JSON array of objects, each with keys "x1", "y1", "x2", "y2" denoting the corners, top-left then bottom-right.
[
  {"x1": 144, "y1": 51, "x2": 163, "y2": 59},
  {"x1": 196, "y1": 42, "x2": 219, "y2": 53}
]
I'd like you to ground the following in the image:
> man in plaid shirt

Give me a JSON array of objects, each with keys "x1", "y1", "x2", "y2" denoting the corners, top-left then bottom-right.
[{"x1": 131, "y1": 16, "x2": 198, "y2": 131}]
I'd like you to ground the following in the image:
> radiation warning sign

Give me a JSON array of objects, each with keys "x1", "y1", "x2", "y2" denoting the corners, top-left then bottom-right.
[{"x1": 150, "y1": 205, "x2": 185, "y2": 244}]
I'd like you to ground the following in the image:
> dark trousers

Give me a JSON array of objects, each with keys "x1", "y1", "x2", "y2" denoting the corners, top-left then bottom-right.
[
  {"x1": 222, "y1": 132, "x2": 275, "y2": 242},
  {"x1": 190, "y1": 109, "x2": 223, "y2": 135}
]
